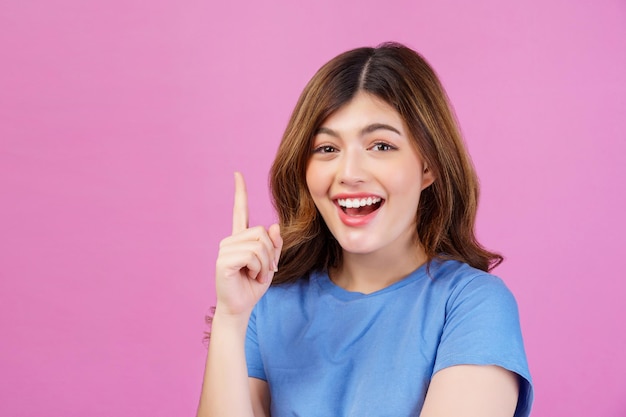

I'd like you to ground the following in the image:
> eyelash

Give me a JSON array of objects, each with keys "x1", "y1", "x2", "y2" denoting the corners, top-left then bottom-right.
[
  {"x1": 313, "y1": 145, "x2": 338, "y2": 154},
  {"x1": 312, "y1": 141, "x2": 397, "y2": 154},
  {"x1": 370, "y1": 141, "x2": 396, "y2": 151}
]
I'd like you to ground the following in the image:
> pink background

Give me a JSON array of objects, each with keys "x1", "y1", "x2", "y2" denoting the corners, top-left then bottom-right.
[{"x1": 1, "y1": 0, "x2": 625, "y2": 416}]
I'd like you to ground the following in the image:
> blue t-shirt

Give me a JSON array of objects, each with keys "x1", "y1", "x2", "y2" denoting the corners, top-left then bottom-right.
[{"x1": 245, "y1": 259, "x2": 533, "y2": 416}]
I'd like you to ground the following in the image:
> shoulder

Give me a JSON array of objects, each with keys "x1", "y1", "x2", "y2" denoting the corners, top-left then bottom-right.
[
  {"x1": 265, "y1": 272, "x2": 318, "y2": 297},
  {"x1": 428, "y1": 260, "x2": 526, "y2": 363},
  {"x1": 429, "y1": 260, "x2": 517, "y2": 309},
  {"x1": 429, "y1": 258, "x2": 502, "y2": 285},
  {"x1": 254, "y1": 272, "x2": 322, "y2": 314}
]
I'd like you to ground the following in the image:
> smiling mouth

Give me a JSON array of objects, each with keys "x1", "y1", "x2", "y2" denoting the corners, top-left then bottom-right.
[{"x1": 337, "y1": 197, "x2": 383, "y2": 216}]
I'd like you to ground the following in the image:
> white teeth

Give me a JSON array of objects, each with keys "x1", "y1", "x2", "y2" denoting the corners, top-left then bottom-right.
[{"x1": 337, "y1": 197, "x2": 382, "y2": 208}]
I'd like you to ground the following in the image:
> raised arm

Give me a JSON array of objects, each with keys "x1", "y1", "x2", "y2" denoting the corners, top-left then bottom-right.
[{"x1": 197, "y1": 172, "x2": 282, "y2": 417}]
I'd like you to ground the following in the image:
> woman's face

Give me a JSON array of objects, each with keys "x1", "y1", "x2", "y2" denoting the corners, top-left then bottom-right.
[{"x1": 305, "y1": 92, "x2": 434, "y2": 259}]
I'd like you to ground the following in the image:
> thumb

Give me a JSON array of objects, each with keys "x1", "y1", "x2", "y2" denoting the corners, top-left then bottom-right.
[{"x1": 268, "y1": 223, "x2": 283, "y2": 271}]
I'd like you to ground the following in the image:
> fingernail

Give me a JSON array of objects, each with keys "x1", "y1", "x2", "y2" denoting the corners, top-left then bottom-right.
[{"x1": 272, "y1": 260, "x2": 278, "y2": 272}]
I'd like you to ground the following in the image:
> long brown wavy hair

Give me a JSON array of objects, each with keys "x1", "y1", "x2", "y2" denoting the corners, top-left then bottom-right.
[{"x1": 270, "y1": 42, "x2": 502, "y2": 284}]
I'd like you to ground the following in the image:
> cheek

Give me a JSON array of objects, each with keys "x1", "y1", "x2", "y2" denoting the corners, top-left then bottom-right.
[
  {"x1": 305, "y1": 169, "x2": 315, "y2": 196},
  {"x1": 305, "y1": 162, "x2": 326, "y2": 197},
  {"x1": 387, "y1": 165, "x2": 425, "y2": 209},
  {"x1": 386, "y1": 164, "x2": 422, "y2": 192}
]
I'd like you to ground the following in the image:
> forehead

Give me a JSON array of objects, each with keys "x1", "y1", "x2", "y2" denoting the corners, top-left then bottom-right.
[{"x1": 319, "y1": 92, "x2": 405, "y2": 134}]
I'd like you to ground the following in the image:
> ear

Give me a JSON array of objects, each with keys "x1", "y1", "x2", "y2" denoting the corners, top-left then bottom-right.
[{"x1": 421, "y1": 165, "x2": 435, "y2": 190}]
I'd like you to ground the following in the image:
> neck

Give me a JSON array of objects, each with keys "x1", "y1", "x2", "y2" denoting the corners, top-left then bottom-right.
[{"x1": 331, "y1": 238, "x2": 428, "y2": 294}]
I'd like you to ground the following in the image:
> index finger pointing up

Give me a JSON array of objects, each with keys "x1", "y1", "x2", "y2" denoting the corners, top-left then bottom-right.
[{"x1": 232, "y1": 171, "x2": 249, "y2": 234}]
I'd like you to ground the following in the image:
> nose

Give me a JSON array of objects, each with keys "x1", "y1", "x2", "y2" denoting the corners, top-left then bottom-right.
[{"x1": 337, "y1": 146, "x2": 368, "y2": 186}]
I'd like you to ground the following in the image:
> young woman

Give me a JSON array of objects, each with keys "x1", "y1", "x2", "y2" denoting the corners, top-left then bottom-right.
[{"x1": 197, "y1": 42, "x2": 533, "y2": 417}]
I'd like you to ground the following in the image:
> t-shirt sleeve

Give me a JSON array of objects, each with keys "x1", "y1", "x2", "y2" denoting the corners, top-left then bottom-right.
[
  {"x1": 245, "y1": 306, "x2": 267, "y2": 381},
  {"x1": 433, "y1": 274, "x2": 533, "y2": 417}
]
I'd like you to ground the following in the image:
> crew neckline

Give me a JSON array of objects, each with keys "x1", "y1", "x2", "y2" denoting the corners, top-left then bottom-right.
[{"x1": 313, "y1": 262, "x2": 433, "y2": 302}]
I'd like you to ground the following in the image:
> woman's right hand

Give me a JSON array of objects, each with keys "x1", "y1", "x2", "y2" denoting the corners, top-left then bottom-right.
[{"x1": 214, "y1": 172, "x2": 283, "y2": 317}]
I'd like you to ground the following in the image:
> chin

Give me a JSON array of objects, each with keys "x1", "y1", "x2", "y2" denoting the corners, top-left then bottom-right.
[{"x1": 335, "y1": 239, "x2": 379, "y2": 255}]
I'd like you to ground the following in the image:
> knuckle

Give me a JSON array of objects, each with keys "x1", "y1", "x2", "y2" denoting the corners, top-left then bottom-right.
[{"x1": 249, "y1": 225, "x2": 266, "y2": 235}]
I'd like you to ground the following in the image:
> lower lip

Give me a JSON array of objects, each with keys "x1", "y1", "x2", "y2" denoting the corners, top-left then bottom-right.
[{"x1": 336, "y1": 203, "x2": 381, "y2": 227}]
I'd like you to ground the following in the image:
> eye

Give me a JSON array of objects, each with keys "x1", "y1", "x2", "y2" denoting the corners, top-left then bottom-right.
[
  {"x1": 313, "y1": 145, "x2": 338, "y2": 154},
  {"x1": 370, "y1": 141, "x2": 396, "y2": 151}
]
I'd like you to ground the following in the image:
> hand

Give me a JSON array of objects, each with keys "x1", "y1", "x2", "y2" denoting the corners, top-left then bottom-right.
[{"x1": 214, "y1": 172, "x2": 283, "y2": 317}]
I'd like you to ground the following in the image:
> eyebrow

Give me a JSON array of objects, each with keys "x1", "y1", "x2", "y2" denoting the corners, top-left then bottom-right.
[{"x1": 315, "y1": 123, "x2": 401, "y2": 137}]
